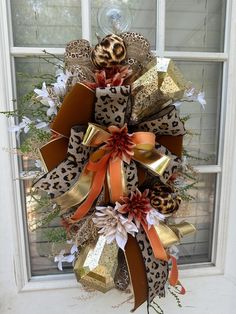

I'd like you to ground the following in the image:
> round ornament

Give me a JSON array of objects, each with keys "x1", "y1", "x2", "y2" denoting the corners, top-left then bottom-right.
[
  {"x1": 91, "y1": 34, "x2": 127, "y2": 68},
  {"x1": 150, "y1": 183, "x2": 181, "y2": 216}
]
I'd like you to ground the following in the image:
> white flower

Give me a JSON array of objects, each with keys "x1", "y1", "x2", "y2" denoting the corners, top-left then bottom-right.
[
  {"x1": 53, "y1": 70, "x2": 71, "y2": 98},
  {"x1": 197, "y1": 91, "x2": 206, "y2": 110},
  {"x1": 9, "y1": 116, "x2": 32, "y2": 138},
  {"x1": 93, "y1": 206, "x2": 138, "y2": 251},
  {"x1": 35, "y1": 159, "x2": 43, "y2": 169},
  {"x1": 34, "y1": 82, "x2": 49, "y2": 102},
  {"x1": 54, "y1": 244, "x2": 78, "y2": 271},
  {"x1": 9, "y1": 116, "x2": 49, "y2": 139},
  {"x1": 168, "y1": 245, "x2": 179, "y2": 259},
  {"x1": 173, "y1": 101, "x2": 182, "y2": 108},
  {"x1": 34, "y1": 82, "x2": 57, "y2": 116},
  {"x1": 46, "y1": 99, "x2": 58, "y2": 116},
  {"x1": 9, "y1": 116, "x2": 31, "y2": 133},
  {"x1": 184, "y1": 86, "x2": 206, "y2": 109},
  {"x1": 19, "y1": 170, "x2": 42, "y2": 180},
  {"x1": 184, "y1": 86, "x2": 196, "y2": 99},
  {"x1": 146, "y1": 209, "x2": 165, "y2": 228},
  {"x1": 35, "y1": 120, "x2": 49, "y2": 130}
]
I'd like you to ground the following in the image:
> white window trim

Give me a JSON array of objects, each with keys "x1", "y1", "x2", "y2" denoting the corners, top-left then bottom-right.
[{"x1": 1, "y1": 0, "x2": 236, "y2": 293}]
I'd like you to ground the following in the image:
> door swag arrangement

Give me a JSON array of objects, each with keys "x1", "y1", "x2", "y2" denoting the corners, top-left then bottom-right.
[{"x1": 4, "y1": 32, "x2": 208, "y2": 312}]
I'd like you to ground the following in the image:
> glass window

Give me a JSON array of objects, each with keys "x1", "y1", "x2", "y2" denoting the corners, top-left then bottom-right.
[
  {"x1": 165, "y1": 0, "x2": 226, "y2": 52},
  {"x1": 176, "y1": 61, "x2": 222, "y2": 165},
  {"x1": 11, "y1": 0, "x2": 82, "y2": 47},
  {"x1": 91, "y1": 0, "x2": 157, "y2": 49},
  {"x1": 173, "y1": 173, "x2": 216, "y2": 264}
]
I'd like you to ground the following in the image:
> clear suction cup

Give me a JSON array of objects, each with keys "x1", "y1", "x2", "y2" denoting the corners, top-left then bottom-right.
[{"x1": 97, "y1": 1, "x2": 132, "y2": 35}]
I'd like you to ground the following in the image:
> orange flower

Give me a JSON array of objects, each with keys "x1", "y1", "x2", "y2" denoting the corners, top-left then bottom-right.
[
  {"x1": 83, "y1": 66, "x2": 132, "y2": 89},
  {"x1": 117, "y1": 189, "x2": 152, "y2": 228},
  {"x1": 102, "y1": 124, "x2": 135, "y2": 164}
]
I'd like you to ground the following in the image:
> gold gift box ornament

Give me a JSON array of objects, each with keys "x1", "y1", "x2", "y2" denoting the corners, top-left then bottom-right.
[
  {"x1": 74, "y1": 221, "x2": 196, "y2": 293},
  {"x1": 74, "y1": 236, "x2": 118, "y2": 293},
  {"x1": 131, "y1": 57, "x2": 187, "y2": 123}
]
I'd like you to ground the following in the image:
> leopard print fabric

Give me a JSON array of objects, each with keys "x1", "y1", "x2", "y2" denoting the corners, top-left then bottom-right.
[
  {"x1": 150, "y1": 183, "x2": 181, "y2": 216},
  {"x1": 138, "y1": 105, "x2": 186, "y2": 136},
  {"x1": 94, "y1": 86, "x2": 131, "y2": 127},
  {"x1": 123, "y1": 160, "x2": 138, "y2": 193},
  {"x1": 91, "y1": 34, "x2": 126, "y2": 68},
  {"x1": 34, "y1": 126, "x2": 93, "y2": 198},
  {"x1": 156, "y1": 143, "x2": 181, "y2": 183},
  {"x1": 136, "y1": 228, "x2": 169, "y2": 304},
  {"x1": 120, "y1": 32, "x2": 153, "y2": 66},
  {"x1": 64, "y1": 39, "x2": 95, "y2": 91},
  {"x1": 64, "y1": 39, "x2": 94, "y2": 71}
]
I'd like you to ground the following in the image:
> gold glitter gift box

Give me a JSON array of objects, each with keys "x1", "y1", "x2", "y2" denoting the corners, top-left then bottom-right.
[
  {"x1": 131, "y1": 57, "x2": 187, "y2": 123},
  {"x1": 74, "y1": 236, "x2": 118, "y2": 293}
]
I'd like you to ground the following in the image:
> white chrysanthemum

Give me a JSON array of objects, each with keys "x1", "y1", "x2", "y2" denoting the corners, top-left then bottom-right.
[{"x1": 93, "y1": 206, "x2": 138, "y2": 251}]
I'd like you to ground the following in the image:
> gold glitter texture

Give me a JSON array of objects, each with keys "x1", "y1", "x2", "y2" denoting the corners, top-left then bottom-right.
[
  {"x1": 131, "y1": 58, "x2": 187, "y2": 123},
  {"x1": 74, "y1": 236, "x2": 118, "y2": 293}
]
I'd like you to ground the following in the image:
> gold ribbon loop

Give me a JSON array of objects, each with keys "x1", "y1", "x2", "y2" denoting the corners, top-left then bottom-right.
[
  {"x1": 82, "y1": 123, "x2": 110, "y2": 147},
  {"x1": 155, "y1": 221, "x2": 196, "y2": 248}
]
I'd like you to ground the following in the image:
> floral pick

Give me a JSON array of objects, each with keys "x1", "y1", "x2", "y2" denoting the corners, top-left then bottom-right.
[
  {"x1": 54, "y1": 243, "x2": 78, "y2": 271},
  {"x1": 9, "y1": 116, "x2": 48, "y2": 139},
  {"x1": 93, "y1": 206, "x2": 138, "y2": 251},
  {"x1": 83, "y1": 66, "x2": 132, "y2": 90},
  {"x1": 117, "y1": 189, "x2": 164, "y2": 229}
]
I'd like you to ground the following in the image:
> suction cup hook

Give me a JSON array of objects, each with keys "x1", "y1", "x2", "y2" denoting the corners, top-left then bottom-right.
[{"x1": 97, "y1": 1, "x2": 132, "y2": 35}]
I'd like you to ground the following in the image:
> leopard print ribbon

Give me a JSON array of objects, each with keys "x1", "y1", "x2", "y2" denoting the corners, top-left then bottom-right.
[
  {"x1": 138, "y1": 105, "x2": 186, "y2": 136},
  {"x1": 34, "y1": 126, "x2": 92, "y2": 198},
  {"x1": 94, "y1": 86, "x2": 131, "y2": 128},
  {"x1": 136, "y1": 227, "x2": 169, "y2": 304}
]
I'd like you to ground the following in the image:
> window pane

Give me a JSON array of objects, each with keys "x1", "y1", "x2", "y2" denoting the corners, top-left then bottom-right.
[
  {"x1": 15, "y1": 57, "x2": 72, "y2": 275},
  {"x1": 165, "y1": 0, "x2": 226, "y2": 52},
  {"x1": 173, "y1": 173, "x2": 216, "y2": 264},
  {"x1": 11, "y1": 0, "x2": 82, "y2": 47},
  {"x1": 176, "y1": 61, "x2": 222, "y2": 165},
  {"x1": 91, "y1": 0, "x2": 157, "y2": 49}
]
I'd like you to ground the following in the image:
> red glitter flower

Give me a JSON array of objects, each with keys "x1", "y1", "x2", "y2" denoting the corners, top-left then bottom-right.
[
  {"x1": 83, "y1": 66, "x2": 132, "y2": 90},
  {"x1": 117, "y1": 189, "x2": 152, "y2": 227},
  {"x1": 102, "y1": 124, "x2": 135, "y2": 164}
]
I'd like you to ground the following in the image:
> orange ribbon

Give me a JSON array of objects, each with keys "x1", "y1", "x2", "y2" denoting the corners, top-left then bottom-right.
[
  {"x1": 70, "y1": 125, "x2": 155, "y2": 222},
  {"x1": 141, "y1": 221, "x2": 181, "y2": 288}
]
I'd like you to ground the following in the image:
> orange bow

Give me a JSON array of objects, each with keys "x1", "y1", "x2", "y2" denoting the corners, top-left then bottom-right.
[{"x1": 70, "y1": 123, "x2": 158, "y2": 221}]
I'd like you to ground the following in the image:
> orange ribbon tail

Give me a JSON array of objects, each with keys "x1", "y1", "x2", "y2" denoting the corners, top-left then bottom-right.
[
  {"x1": 70, "y1": 153, "x2": 110, "y2": 221},
  {"x1": 108, "y1": 158, "x2": 125, "y2": 202},
  {"x1": 169, "y1": 255, "x2": 179, "y2": 287},
  {"x1": 141, "y1": 222, "x2": 169, "y2": 262}
]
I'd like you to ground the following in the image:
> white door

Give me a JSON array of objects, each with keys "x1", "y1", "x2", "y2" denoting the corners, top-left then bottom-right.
[{"x1": 1, "y1": 0, "x2": 236, "y2": 313}]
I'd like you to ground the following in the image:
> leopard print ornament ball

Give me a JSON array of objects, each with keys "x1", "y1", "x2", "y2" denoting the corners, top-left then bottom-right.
[
  {"x1": 150, "y1": 183, "x2": 181, "y2": 216},
  {"x1": 91, "y1": 34, "x2": 126, "y2": 68}
]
